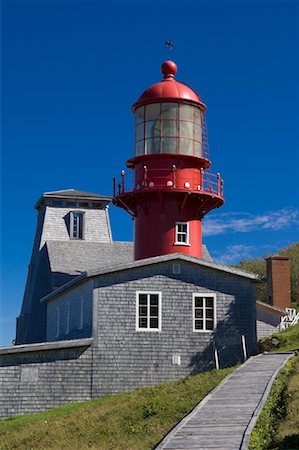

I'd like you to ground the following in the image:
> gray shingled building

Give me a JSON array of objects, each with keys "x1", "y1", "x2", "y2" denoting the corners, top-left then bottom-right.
[{"x1": 0, "y1": 189, "x2": 262, "y2": 418}]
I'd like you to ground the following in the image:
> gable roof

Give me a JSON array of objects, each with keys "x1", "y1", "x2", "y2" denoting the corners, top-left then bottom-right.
[
  {"x1": 42, "y1": 252, "x2": 264, "y2": 303},
  {"x1": 46, "y1": 241, "x2": 213, "y2": 288},
  {"x1": 35, "y1": 189, "x2": 111, "y2": 209}
]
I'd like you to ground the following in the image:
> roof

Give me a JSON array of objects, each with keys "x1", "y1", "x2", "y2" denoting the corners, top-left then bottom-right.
[
  {"x1": 0, "y1": 338, "x2": 93, "y2": 355},
  {"x1": 132, "y1": 60, "x2": 205, "y2": 111},
  {"x1": 256, "y1": 300, "x2": 286, "y2": 315},
  {"x1": 42, "y1": 252, "x2": 263, "y2": 303},
  {"x1": 46, "y1": 241, "x2": 213, "y2": 288},
  {"x1": 35, "y1": 189, "x2": 111, "y2": 209},
  {"x1": 46, "y1": 241, "x2": 134, "y2": 287}
]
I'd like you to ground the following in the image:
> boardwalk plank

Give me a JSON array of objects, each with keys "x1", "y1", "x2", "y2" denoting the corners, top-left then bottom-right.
[{"x1": 157, "y1": 352, "x2": 293, "y2": 450}]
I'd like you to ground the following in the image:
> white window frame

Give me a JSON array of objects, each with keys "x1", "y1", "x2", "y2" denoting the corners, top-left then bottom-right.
[
  {"x1": 136, "y1": 291, "x2": 162, "y2": 332},
  {"x1": 70, "y1": 211, "x2": 85, "y2": 239},
  {"x1": 192, "y1": 293, "x2": 216, "y2": 333},
  {"x1": 174, "y1": 221, "x2": 189, "y2": 245}
]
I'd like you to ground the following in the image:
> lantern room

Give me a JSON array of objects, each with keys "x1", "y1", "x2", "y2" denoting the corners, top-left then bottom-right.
[
  {"x1": 113, "y1": 60, "x2": 224, "y2": 261},
  {"x1": 130, "y1": 60, "x2": 210, "y2": 166},
  {"x1": 134, "y1": 102, "x2": 204, "y2": 158}
]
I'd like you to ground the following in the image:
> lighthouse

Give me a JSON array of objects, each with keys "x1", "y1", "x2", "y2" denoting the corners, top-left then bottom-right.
[{"x1": 113, "y1": 60, "x2": 224, "y2": 260}]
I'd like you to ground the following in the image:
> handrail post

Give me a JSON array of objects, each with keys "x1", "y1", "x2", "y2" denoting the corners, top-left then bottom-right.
[
  {"x1": 121, "y1": 170, "x2": 125, "y2": 193},
  {"x1": 217, "y1": 173, "x2": 220, "y2": 195},
  {"x1": 143, "y1": 165, "x2": 147, "y2": 188},
  {"x1": 113, "y1": 177, "x2": 116, "y2": 197},
  {"x1": 200, "y1": 168, "x2": 204, "y2": 191},
  {"x1": 172, "y1": 165, "x2": 176, "y2": 188}
]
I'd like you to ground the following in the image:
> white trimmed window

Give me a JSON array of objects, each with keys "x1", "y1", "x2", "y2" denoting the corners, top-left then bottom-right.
[
  {"x1": 193, "y1": 294, "x2": 216, "y2": 332},
  {"x1": 70, "y1": 211, "x2": 84, "y2": 239},
  {"x1": 175, "y1": 222, "x2": 189, "y2": 245},
  {"x1": 136, "y1": 292, "x2": 161, "y2": 331}
]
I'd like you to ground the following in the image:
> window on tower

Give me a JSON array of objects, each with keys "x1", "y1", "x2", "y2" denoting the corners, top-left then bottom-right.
[
  {"x1": 175, "y1": 222, "x2": 189, "y2": 245},
  {"x1": 134, "y1": 103, "x2": 203, "y2": 157},
  {"x1": 70, "y1": 211, "x2": 84, "y2": 239}
]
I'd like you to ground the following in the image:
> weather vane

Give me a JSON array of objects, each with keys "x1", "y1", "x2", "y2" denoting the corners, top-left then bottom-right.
[{"x1": 165, "y1": 40, "x2": 173, "y2": 52}]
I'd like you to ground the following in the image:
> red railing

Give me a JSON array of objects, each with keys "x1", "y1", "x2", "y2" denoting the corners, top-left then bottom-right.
[{"x1": 113, "y1": 167, "x2": 224, "y2": 198}]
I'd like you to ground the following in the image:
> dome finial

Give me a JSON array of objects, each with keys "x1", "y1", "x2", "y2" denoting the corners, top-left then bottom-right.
[{"x1": 161, "y1": 60, "x2": 177, "y2": 80}]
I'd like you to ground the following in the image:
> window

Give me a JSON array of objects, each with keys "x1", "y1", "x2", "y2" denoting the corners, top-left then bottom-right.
[
  {"x1": 136, "y1": 292, "x2": 161, "y2": 331},
  {"x1": 70, "y1": 211, "x2": 84, "y2": 239},
  {"x1": 193, "y1": 294, "x2": 216, "y2": 332},
  {"x1": 65, "y1": 303, "x2": 70, "y2": 335},
  {"x1": 175, "y1": 222, "x2": 189, "y2": 245},
  {"x1": 78, "y1": 297, "x2": 84, "y2": 330},
  {"x1": 55, "y1": 307, "x2": 60, "y2": 338},
  {"x1": 134, "y1": 103, "x2": 203, "y2": 157}
]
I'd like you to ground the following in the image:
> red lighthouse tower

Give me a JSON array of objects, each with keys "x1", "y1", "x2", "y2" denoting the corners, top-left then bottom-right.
[{"x1": 113, "y1": 60, "x2": 224, "y2": 260}]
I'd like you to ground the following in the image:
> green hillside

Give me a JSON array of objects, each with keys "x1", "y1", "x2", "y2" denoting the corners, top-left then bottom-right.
[
  {"x1": 234, "y1": 242, "x2": 299, "y2": 309},
  {"x1": 0, "y1": 366, "x2": 233, "y2": 450},
  {"x1": 249, "y1": 324, "x2": 299, "y2": 450}
]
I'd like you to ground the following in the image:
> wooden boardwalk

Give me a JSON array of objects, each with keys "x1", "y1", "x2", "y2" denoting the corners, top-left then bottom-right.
[{"x1": 156, "y1": 352, "x2": 294, "y2": 450}]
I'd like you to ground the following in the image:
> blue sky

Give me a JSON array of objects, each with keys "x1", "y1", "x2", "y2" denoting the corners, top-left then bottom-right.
[{"x1": 1, "y1": 0, "x2": 298, "y2": 346}]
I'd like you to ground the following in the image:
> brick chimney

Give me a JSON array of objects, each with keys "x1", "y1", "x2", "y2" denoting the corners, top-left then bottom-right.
[{"x1": 266, "y1": 255, "x2": 291, "y2": 310}]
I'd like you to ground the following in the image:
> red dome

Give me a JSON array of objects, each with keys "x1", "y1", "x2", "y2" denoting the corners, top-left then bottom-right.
[{"x1": 132, "y1": 60, "x2": 206, "y2": 111}]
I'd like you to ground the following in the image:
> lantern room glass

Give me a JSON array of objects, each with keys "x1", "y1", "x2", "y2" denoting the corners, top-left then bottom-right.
[{"x1": 134, "y1": 103, "x2": 203, "y2": 157}]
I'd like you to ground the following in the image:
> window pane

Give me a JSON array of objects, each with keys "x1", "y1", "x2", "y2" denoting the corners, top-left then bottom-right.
[
  {"x1": 135, "y1": 140, "x2": 144, "y2": 156},
  {"x1": 195, "y1": 319, "x2": 203, "y2": 330},
  {"x1": 206, "y1": 320, "x2": 213, "y2": 331},
  {"x1": 180, "y1": 104, "x2": 194, "y2": 121},
  {"x1": 193, "y1": 107, "x2": 201, "y2": 122},
  {"x1": 161, "y1": 102, "x2": 178, "y2": 119},
  {"x1": 194, "y1": 141, "x2": 202, "y2": 157},
  {"x1": 139, "y1": 317, "x2": 147, "y2": 328},
  {"x1": 72, "y1": 212, "x2": 83, "y2": 239},
  {"x1": 194, "y1": 124, "x2": 202, "y2": 142},
  {"x1": 135, "y1": 123, "x2": 144, "y2": 142},
  {"x1": 180, "y1": 138, "x2": 193, "y2": 155},
  {"x1": 146, "y1": 103, "x2": 161, "y2": 121},
  {"x1": 146, "y1": 138, "x2": 160, "y2": 154},
  {"x1": 178, "y1": 223, "x2": 187, "y2": 233},
  {"x1": 161, "y1": 137, "x2": 177, "y2": 154},
  {"x1": 146, "y1": 120, "x2": 158, "y2": 139},
  {"x1": 150, "y1": 306, "x2": 158, "y2": 317},
  {"x1": 161, "y1": 120, "x2": 178, "y2": 137},
  {"x1": 135, "y1": 106, "x2": 144, "y2": 124},
  {"x1": 150, "y1": 317, "x2": 158, "y2": 328},
  {"x1": 180, "y1": 121, "x2": 193, "y2": 139},
  {"x1": 206, "y1": 297, "x2": 214, "y2": 308},
  {"x1": 195, "y1": 297, "x2": 203, "y2": 308},
  {"x1": 206, "y1": 309, "x2": 214, "y2": 319},
  {"x1": 139, "y1": 306, "x2": 147, "y2": 317},
  {"x1": 139, "y1": 294, "x2": 147, "y2": 305},
  {"x1": 150, "y1": 294, "x2": 159, "y2": 306},
  {"x1": 195, "y1": 309, "x2": 203, "y2": 318}
]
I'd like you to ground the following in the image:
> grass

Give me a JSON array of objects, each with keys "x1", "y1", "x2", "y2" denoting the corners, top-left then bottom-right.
[
  {"x1": 0, "y1": 366, "x2": 233, "y2": 450},
  {"x1": 258, "y1": 323, "x2": 299, "y2": 353},
  {"x1": 270, "y1": 356, "x2": 299, "y2": 450},
  {"x1": 249, "y1": 323, "x2": 299, "y2": 450}
]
